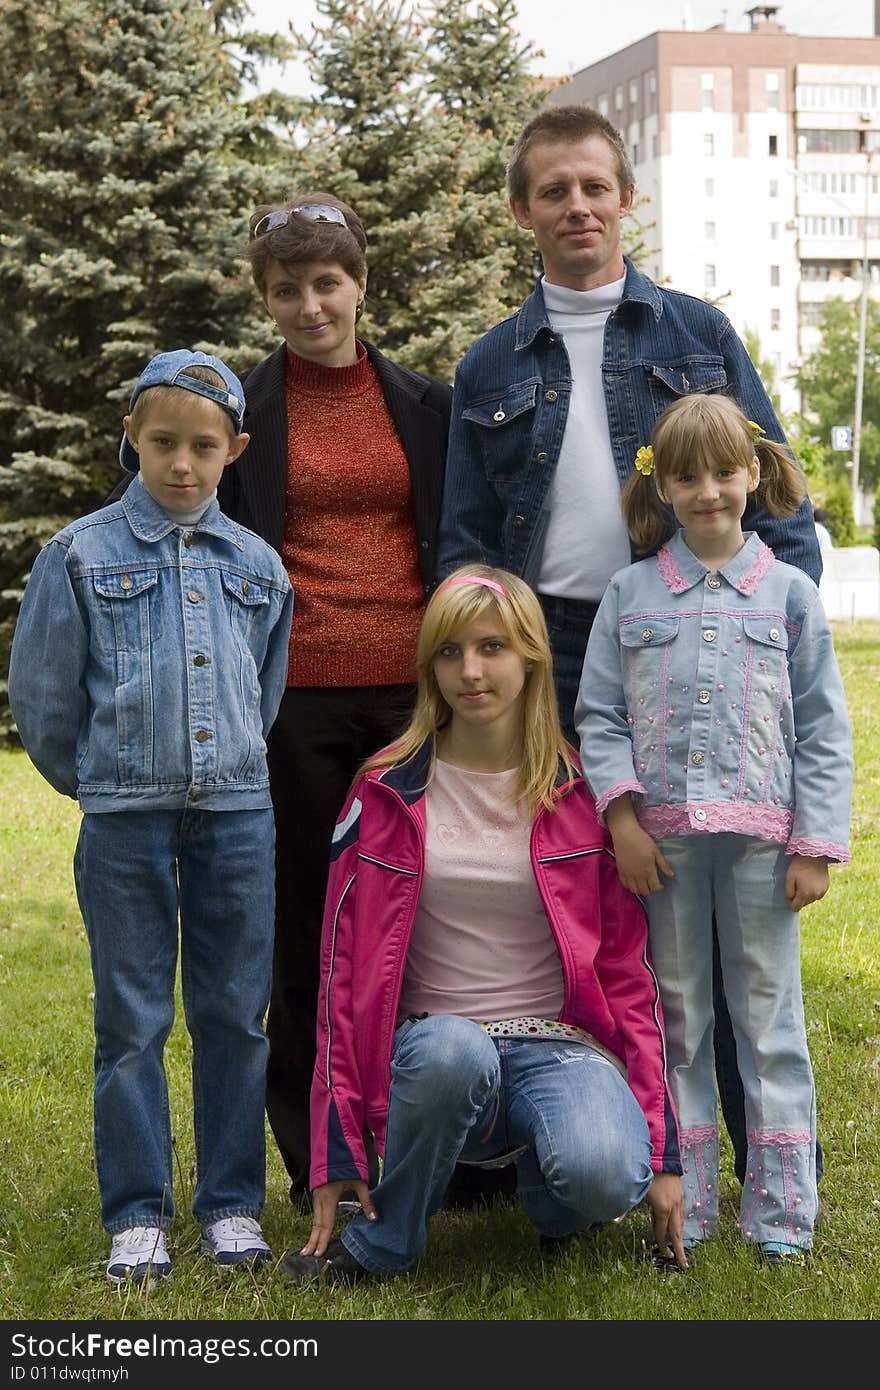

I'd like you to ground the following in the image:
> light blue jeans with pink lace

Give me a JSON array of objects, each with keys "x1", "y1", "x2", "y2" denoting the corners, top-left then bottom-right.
[{"x1": 644, "y1": 833, "x2": 818, "y2": 1250}]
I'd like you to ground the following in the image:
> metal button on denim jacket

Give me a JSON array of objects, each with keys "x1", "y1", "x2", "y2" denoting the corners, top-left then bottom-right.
[
  {"x1": 8, "y1": 477, "x2": 294, "y2": 811},
  {"x1": 575, "y1": 532, "x2": 852, "y2": 863},
  {"x1": 437, "y1": 260, "x2": 821, "y2": 586}
]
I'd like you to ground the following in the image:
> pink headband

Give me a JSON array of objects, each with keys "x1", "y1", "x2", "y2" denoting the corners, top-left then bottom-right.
[{"x1": 440, "y1": 575, "x2": 508, "y2": 598}]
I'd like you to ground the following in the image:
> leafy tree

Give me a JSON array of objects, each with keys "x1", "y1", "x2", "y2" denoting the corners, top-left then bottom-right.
[
  {"x1": 0, "y1": 0, "x2": 291, "y2": 733},
  {"x1": 796, "y1": 296, "x2": 880, "y2": 494}
]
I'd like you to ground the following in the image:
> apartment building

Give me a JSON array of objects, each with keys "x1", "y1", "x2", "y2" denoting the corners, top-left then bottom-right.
[{"x1": 552, "y1": 6, "x2": 880, "y2": 415}]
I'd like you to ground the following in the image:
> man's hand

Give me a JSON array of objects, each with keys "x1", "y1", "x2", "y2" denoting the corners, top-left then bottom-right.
[
  {"x1": 646, "y1": 1172, "x2": 688, "y2": 1269},
  {"x1": 785, "y1": 854, "x2": 830, "y2": 912},
  {"x1": 299, "y1": 1180, "x2": 377, "y2": 1257}
]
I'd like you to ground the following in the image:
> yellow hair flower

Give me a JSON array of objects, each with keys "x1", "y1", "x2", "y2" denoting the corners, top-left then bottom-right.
[
  {"x1": 634, "y1": 445, "x2": 654, "y2": 476},
  {"x1": 748, "y1": 420, "x2": 764, "y2": 442}
]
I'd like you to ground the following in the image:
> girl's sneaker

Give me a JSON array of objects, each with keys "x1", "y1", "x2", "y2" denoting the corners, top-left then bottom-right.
[
  {"x1": 200, "y1": 1216, "x2": 272, "y2": 1268},
  {"x1": 107, "y1": 1226, "x2": 171, "y2": 1284},
  {"x1": 759, "y1": 1242, "x2": 807, "y2": 1268}
]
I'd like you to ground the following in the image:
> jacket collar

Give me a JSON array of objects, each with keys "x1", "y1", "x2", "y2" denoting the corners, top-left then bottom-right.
[
  {"x1": 657, "y1": 529, "x2": 775, "y2": 596},
  {"x1": 374, "y1": 737, "x2": 582, "y2": 803},
  {"x1": 122, "y1": 474, "x2": 246, "y2": 551},
  {"x1": 515, "y1": 256, "x2": 663, "y2": 350}
]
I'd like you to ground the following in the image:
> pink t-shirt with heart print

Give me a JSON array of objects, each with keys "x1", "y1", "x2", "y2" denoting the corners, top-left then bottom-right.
[{"x1": 397, "y1": 759, "x2": 564, "y2": 1023}]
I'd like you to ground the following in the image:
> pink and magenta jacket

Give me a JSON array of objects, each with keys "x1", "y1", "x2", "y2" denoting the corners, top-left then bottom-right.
[{"x1": 309, "y1": 741, "x2": 682, "y2": 1190}]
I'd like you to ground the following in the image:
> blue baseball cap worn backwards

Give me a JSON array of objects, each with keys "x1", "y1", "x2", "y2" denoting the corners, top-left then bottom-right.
[{"x1": 119, "y1": 349, "x2": 246, "y2": 473}]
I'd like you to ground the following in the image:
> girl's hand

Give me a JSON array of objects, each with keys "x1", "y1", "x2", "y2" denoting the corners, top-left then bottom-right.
[
  {"x1": 300, "y1": 1180, "x2": 377, "y2": 1257},
  {"x1": 610, "y1": 821, "x2": 673, "y2": 895},
  {"x1": 785, "y1": 854, "x2": 830, "y2": 911},
  {"x1": 646, "y1": 1172, "x2": 688, "y2": 1269}
]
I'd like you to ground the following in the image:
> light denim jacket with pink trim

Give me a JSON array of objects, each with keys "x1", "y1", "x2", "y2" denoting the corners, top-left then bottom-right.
[{"x1": 575, "y1": 531, "x2": 852, "y2": 863}]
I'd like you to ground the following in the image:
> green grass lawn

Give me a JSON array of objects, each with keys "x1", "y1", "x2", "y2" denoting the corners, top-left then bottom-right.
[{"x1": 2, "y1": 621, "x2": 879, "y2": 1321}]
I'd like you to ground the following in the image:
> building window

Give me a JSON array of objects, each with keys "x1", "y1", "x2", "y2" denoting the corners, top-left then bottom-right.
[
  {"x1": 798, "y1": 129, "x2": 860, "y2": 154},
  {"x1": 702, "y1": 73, "x2": 714, "y2": 112},
  {"x1": 652, "y1": 133, "x2": 659, "y2": 159},
  {"x1": 705, "y1": 177, "x2": 714, "y2": 197},
  {"x1": 770, "y1": 307, "x2": 781, "y2": 329},
  {"x1": 770, "y1": 265, "x2": 780, "y2": 287},
  {"x1": 615, "y1": 85, "x2": 623, "y2": 112},
  {"x1": 768, "y1": 134, "x2": 778, "y2": 156},
  {"x1": 645, "y1": 70, "x2": 657, "y2": 116},
  {"x1": 632, "y1": 142, "x2": 640, "y2": 165},
  {"x1": 704, "y1": 133, "x2": 715, "y2": 157},
  {"x1": 766, "y1": 72, "x2": 780, "y2": 112},
  {"x1": 705, "y1": 221, "x2": 716, "y2": 240},
  {"x1": 630, "y1": 79, "x2": 639, "y2": 106},
  {"x1": 770, "y1": 222, "x2": 779, "y2": 239},
  {"x1": 705, "y1": 264, "x2": 716, "y2": 289},
  {"x1": 597, "y1": 93, "x2": 609, "y2": 118},
  {"x1": 769, "y1": 179, "x2": 779, "y2": 197}
]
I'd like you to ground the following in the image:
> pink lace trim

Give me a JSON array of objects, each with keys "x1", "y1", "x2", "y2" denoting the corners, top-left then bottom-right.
[
  {"x1": 680, "y1": 1124, "x2": 718, "y2": 1146},
  {"x1": 736, "y1": 541, "x2": 775, "y2": 595},
  {"x1": 639, "y1": 802, "x2": 792, "y2": 839},
  {"x1": 747, "y1": 1129, "x2": 812, "y2": 1147},
  {"x1": 595, "y1": 779, "x2": 646, "y2": 820},
  {"x1": 657, "y1": 544, "x2": 689, "y2": 593},
  {"x1": 786, "y1": 837, "x2": 850, "y2": 865}
]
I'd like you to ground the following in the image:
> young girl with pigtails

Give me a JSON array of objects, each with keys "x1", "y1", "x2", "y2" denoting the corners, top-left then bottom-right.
[{"x1": 576, "y1": 392, "x2": 852, "y2": 1267}]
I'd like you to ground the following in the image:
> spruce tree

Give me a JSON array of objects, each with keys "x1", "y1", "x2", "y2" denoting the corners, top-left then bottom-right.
[
  {"x1": 0, "y1": 0, "x2": 290, "y2": 732},
  {"x1": 288, "y1": 0, "x2": 549, "y2": 378}
]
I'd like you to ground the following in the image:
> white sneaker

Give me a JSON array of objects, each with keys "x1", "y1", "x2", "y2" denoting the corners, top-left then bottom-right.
[
  {"x1": 107, "y1": 1226, "x2": 171, "y2": 1284},
  {"x1": 201, "y1": 1216, "x2": 272, "y2": 1268}
]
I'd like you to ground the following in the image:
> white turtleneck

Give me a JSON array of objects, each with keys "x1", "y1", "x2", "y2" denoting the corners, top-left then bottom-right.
[{"x1": 537, "y1": 273, "x2": 632, "y2": 602}]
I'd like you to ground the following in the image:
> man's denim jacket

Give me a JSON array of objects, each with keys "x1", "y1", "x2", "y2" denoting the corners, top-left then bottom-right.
[
  {"x1": 575, "y1": 531, "x2": 851, "y2": 863},
  {"x1": 437, "y1": 260, "x2": 821, "y2": 584},
  {"x1": 8, "y1": 477, "x2": 294, "y2": 812}
]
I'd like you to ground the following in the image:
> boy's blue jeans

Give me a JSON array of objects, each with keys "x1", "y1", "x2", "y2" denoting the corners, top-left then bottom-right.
[
  {"x1": 340, "y1": 1015, "x2": 654, "y2": 1274},
  {"x1": 74, "y1": 808, "x2": 275, "y2": 1234}
]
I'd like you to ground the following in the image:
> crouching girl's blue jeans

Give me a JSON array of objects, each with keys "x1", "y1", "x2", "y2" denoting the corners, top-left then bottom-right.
[
  {"x1": 74, "y1": 807, "x2": 275, "y2": 1234},
  {"x1": 339, "y1": 1014, "x2": 654, "y2": 1274}
]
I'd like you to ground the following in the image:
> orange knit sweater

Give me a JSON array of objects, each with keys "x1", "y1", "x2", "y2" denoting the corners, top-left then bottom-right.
[{"x1": 282, "y1": 346, "x2": 425, "y2": 687}]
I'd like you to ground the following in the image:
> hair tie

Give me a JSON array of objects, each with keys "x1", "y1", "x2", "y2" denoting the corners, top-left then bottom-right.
[{"x1": 440, "y1": 575, "x2": 508, "y2": 598}]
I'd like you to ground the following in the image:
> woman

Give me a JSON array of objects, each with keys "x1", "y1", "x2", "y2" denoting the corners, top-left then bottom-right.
[
  {"x1": 281, "y1": 566, "x2": 686, "y2": 1283},
  {"x1": 221, "y1": 195, "x2": 452, "y2": 1202}
]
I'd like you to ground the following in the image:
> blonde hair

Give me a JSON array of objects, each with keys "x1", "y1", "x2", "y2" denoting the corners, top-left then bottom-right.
[
  {"x1": 622, "y1": 394, "x2": 806, "y2": 553},
  {"x1": 130, "y1": 366, "x2": 236, "y2": 436},
  {"x1": 361, "y1": 565, "x2": 574, "y2": 813}
]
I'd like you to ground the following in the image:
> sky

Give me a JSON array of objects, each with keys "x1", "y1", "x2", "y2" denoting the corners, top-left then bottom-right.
[{"x1": 243, "y1": 0, "x2": 876, "y2": 97}]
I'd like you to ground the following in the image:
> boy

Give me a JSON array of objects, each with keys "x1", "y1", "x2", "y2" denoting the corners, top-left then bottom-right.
[{"x1": 8, "y1": 350, "x2": 294, "y2": 1284}]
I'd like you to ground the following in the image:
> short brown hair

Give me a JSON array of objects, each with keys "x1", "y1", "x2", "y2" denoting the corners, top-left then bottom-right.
[
  {"x1": 246, "y1": 192, "x2": 367, "y2": 298},
  {"x1": 507, "y1": 105, "x2": 634, "y2": 204}
]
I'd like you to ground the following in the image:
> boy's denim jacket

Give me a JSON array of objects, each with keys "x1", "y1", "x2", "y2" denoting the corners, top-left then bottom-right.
[
  {"x1": 8, "y1": 477, "x2": 294, "y2": 812},
  {"x1": 575, "y1": 532, "x2": 852, "y2": 863},
  {"x1": 437, "y1": 260, "x2": 821, "y2": 585}
]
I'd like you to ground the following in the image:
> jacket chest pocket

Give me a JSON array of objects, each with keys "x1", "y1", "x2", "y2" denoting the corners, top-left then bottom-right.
[
  {"x1": 742, "y1": 615, "x2": 789, "y2": 698},
  {"x1": 461, "y1": 381, "x2": 540, "y2": 482},
  {"x1": 221, "y1": 570, "x2": 270, "y2": 642},
  {"x1": 620, "y1": 616, "x2": 680, "y2": 691},
  {"x1": 91, "y1": 569, "x2": 158, "y2": 654},
  {"x1": 647, "y1": 359, "x2": 728, "y2": 410}
]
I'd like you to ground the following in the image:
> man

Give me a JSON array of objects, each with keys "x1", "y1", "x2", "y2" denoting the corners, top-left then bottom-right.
[{"x1": 437, "y1": 104, "x2": 822, "y2": 1188}]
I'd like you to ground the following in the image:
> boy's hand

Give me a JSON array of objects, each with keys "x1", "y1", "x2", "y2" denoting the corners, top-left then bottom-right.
[{"x1": 785, "y1": 854, "x2": 830, "y2": 911}]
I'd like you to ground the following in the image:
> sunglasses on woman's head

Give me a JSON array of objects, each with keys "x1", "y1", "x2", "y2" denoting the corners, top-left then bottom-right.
[{"x1": 249, "y1": 203, "x2": 349, "y2": 240}]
